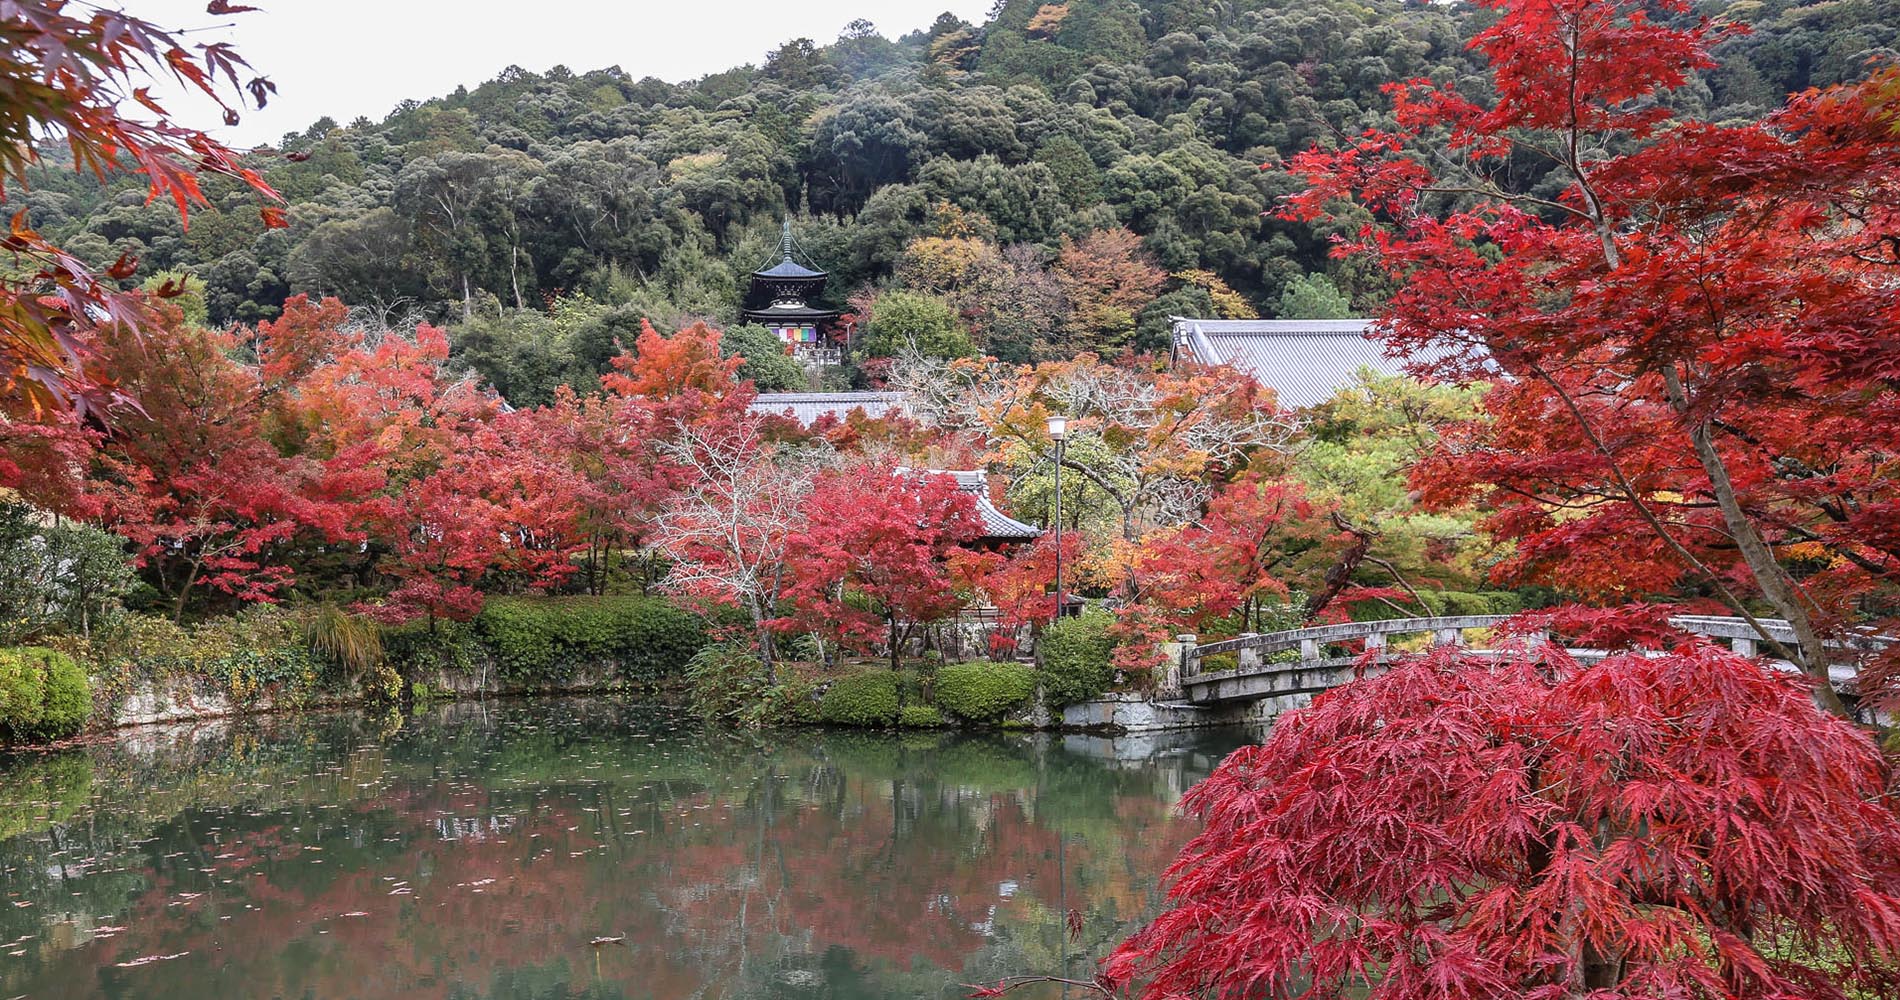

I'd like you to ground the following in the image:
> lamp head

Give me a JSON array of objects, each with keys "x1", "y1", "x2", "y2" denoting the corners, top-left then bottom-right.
[{"x1": 1046, "y1": 415, "x2": 1067, "y2": 441}]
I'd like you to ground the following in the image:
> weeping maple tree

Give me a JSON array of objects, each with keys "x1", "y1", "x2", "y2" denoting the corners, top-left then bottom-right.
[
  {"x1": 1097, "y1": 644, "x2": 1900, "y2": 999},
  {"x1": 1284, "y1": 0, "x2": 1900, "y2": 715}
]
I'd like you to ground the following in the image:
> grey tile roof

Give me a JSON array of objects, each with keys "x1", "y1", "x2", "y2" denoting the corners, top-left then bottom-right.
[
  {"x1": 749, "y1": 391, "x2": 909, "y2": 425},
  {"x1": 941, "y1": 470, "x2": 1042, "y2": 541},
  {"x1": 893, "y1": 469, "x2": 1043, "y2": 541},
  {"x1": 1170, "y1": 317, "x2": 1419, "y2": 409},
  {"x1": 754, "y1": 258, "x2": 827, "y2": 280}
]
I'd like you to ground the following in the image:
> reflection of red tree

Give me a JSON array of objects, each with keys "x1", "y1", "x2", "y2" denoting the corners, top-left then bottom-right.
[{"x1": 11, "y1": 768, "x2": 1203, "y2": 1000}]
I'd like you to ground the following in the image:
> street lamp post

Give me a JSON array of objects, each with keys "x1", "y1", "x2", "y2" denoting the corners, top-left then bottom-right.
[{"x1": 1047, "y1": 415, "x2": 1067, "y2": 621}]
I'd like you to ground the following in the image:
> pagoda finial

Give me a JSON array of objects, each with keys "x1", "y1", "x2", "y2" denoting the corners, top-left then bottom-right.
[{"x1": 779, "y1": 218, "x2": 796, "y2": 262}]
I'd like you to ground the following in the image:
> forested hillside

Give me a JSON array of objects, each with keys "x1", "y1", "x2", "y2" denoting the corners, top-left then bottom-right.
[{"x1": 22, "y1": 0, "x2": 1897, "y2": 403}]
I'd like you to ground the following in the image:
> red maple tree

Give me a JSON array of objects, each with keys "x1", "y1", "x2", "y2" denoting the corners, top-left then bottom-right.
[
  {"x1": 0, "y1": 2, "x2": 282, "y2": 424},
  {"x1": 1103, "y1": 644, "x2": 1900, "y2": 999},
  {"x1": 784, "y1": 461, "x2": 987, "y2": 669},
  {"x1": 72, "y1": 303, "x2": 362, "y2": 619},
  {"x1": 1284, "y1": 0, "x2": 1900, "y2": 714}
]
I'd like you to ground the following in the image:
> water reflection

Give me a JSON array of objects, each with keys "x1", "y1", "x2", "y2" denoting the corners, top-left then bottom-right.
[{"x1": 0, "y1": 700, "x2": 1252, "y2": 1000}]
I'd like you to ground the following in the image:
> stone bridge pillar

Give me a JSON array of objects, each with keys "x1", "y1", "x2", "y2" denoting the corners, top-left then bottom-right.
[
  {"x1": 1235, "y1": 634, "x2": 1260, "y2": 673},
  {"x1": 1158, "y1": 634, "x2": 1194, "y2": 698}
]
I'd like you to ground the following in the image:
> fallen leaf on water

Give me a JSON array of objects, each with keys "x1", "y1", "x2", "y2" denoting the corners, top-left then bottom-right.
[{"x1": 114, "y1": 952, "x2": 190, "y2": 968}]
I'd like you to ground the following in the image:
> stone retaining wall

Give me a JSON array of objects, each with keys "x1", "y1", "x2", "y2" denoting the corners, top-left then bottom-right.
[{"x1": 101, "y1": 664, "x2": 631, "y2": 730}]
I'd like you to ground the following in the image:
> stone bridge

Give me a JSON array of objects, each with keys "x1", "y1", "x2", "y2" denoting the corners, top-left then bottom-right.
[{"x1": 1174, "y1": 615, "x2": 1889, "y2": 720}]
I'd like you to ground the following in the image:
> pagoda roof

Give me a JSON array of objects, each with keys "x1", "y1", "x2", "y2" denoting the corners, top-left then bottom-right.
[
  {"x1": 753, "y1": 220, "x2": 828, "y2": 280},
  {"x1": 741, "y1": 302, "x2": 839, "y2": 322},
  {"x1": 754, "y1": 258, "x2": 828, "y2": 280}
]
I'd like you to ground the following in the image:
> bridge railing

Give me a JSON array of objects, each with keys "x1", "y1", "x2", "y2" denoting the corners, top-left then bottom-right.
[{"x1": 1179, "y1": 615, "x2": 1887, "y2": 693}]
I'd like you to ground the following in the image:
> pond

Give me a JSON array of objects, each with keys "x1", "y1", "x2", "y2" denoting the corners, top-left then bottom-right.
[{"x1": 0, "y1": 699, "x2": 1255, "y2": 1000}]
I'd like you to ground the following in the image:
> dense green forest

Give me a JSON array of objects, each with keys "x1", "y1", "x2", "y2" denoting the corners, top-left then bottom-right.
[{"x1": 23, "y1": 0, "x2": 1898, "y2": 403}]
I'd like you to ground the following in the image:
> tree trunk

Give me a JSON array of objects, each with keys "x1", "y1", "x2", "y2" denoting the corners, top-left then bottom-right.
[
  {"x1": 1661, "y1": 366, "x2": 1850, "y2": 718},
  {"x1": 172, "y1": 560, "x2": 201, "y2": 624},
  {"x1": 758, "y1": 626, "x2": 777, "y2": 686},
  {"x1": 1303, "y1": 517, "x2": 1374, "y2": 619},
  {"x1": 510, "y1": 245, "x2": 525, "y2": 310},
  {"x1": 889, "y1": 615, "x2": 902, "y2": 671}
]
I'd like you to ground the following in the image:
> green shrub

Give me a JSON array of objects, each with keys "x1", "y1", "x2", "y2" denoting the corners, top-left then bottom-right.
[
  {"x1": 898, "y1": 704, "x2": 946, "y2": 728},
  {"x1": 302, "y1": 605, "x2": 384, "y2": 679},
  {"x1": 1349, "y1": 590, "x2": 1525, "y2": 622},
  {"x1": 1038, "y1": 609, "x2": 1115, "y2": 707},
  {"x1": 476, "y1": 596, "x2": 709, "y2": 685},
  {"x1": 895, "y1": 668, "x2": 929, "y2": 707},
  {"x1": 934, "y1": 660, "x2": 1035, "y2": 721},
  {"x1": 759, "y1": 677, "x2": 822, "y2": 726},
  {"x1": 381, "y1": 618, "x2": 482, "y2": 679},
  {"x1": 818, "y1": 671, "x2": 901, "y2": 727},
  {"x1": 1197, "y1": 651, "x2": 1239, "y2": 675},
  {"x1": 0, "y1": 501, "x2": 135, "y2": 645},
  {"x1": 686, "y1": 644, "x2": 769, "y2": 725},
  {"x1": 0, "y1": 647, "x2": 91, "y2": 742},
  {"x1": 78, "y1": 608, "x2": 320, "y2": 708},
  {"x1": 688, "y1": 645, "x2": 822, "y2": 728}
]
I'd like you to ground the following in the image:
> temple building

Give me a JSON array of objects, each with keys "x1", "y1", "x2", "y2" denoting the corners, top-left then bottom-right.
[
  {"x1": 741, "y1": 221, "x2": 842, "y2": 364},
  {"x1": 1170, "y1": 317, "x2": 1431, "y2": 409}
]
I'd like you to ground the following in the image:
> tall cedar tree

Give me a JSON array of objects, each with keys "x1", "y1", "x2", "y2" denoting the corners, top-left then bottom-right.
[{"x1": 1285, "y1": 0, "x2": 1900, "y2": 714}]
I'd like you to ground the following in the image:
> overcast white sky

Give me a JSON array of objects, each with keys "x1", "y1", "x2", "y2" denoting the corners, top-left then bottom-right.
[{"x1": 128, "y1": 1, "x2": 993, "y2": 146}]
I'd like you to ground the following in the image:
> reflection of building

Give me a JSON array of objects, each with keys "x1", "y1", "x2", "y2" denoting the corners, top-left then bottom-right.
[
  {"x1": 1169, "y1": 317, "x2": 1404, "y2": 409},
  {"x1": 741, "y1": 221, "x2": 842, "y2": 365}
]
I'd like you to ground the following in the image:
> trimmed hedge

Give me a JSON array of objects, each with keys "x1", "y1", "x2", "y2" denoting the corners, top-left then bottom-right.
[
  {"x1": 934, "y1": 661, "x2": 1035, "y2": 721},
  {"x1": 0, "y1": 647, "x2": 91, "y2": 743},
  {"x1": 898, "y1": 704, "x2": 946, "y2": 728},
  {"x1": 819, "y1": 671, "x2": 901, "y2": 727},
  {"x1": 1038, "y1": 608, "x2": 1116, "y2": 707},
  {"x1": 476, "y1": 596, "x2": 708, "y2": 684}
]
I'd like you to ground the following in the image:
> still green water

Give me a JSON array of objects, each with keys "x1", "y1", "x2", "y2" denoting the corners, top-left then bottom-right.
[{"x1": 0, "y1": 699, "x2": 1251, "y2": 1000}]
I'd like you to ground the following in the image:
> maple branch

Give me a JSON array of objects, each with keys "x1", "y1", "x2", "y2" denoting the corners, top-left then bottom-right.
[
  {"x1": 1527, "y1": 361, "x2": 1803, "y2": 665},
  {"x1": 1417, "y1": 184, "x2": 1589, "y2": 222},
  {"x1": 1367, "y1": 555, "x2": 1428, "y2": 609},
  {"x1": 966, "y1": 976, "x2": 1115, "y2": 1000}
]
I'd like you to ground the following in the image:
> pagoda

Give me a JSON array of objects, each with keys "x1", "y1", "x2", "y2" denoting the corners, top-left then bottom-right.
[{"x1": 741, "y1": 221, "x2": 842, "y2": 363}]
